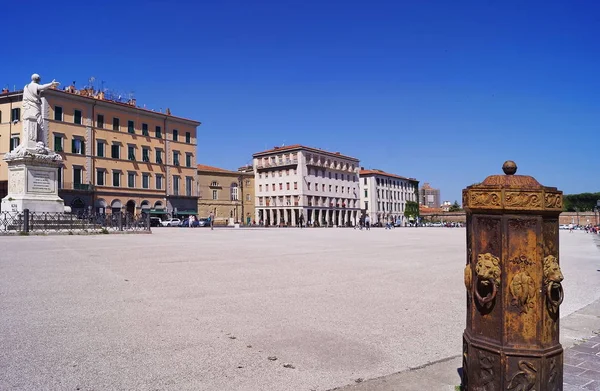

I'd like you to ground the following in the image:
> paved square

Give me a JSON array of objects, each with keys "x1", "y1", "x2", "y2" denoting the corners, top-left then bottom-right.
[{"x1": 1, "y1": 228, "x2": 599, "y2": 390}]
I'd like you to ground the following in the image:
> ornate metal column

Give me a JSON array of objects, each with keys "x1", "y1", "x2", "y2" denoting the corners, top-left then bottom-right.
[{"x1": 462, "y1": 161, "x2": 564, "y2": 390}]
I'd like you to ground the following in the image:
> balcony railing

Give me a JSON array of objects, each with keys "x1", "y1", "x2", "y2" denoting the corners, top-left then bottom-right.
[{"x1": 256, "y1": 159, "x2": 298, "y2": 169}]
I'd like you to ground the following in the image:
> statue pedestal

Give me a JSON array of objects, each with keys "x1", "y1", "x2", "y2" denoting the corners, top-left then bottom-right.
[{"x1": 1, "y1": 154, "x2": 64, "y2": 213}]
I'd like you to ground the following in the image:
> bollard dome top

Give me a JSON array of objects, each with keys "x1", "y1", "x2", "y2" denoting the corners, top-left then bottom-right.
[{"x1": 462, "y1": 160, "x2": 562, "y2": 212}]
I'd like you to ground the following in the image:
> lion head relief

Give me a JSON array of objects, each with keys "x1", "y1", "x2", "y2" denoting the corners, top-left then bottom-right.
[
  {"x1": 543, "y1": 255, "x2": 564, "y2": 285},
  {"x1": 475, "y1": 253, "x2": 501, "y2": 286}
]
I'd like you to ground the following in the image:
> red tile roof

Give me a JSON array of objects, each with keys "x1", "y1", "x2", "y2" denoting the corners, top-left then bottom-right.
[
  {"x1": 359, "y1": 169, "x2": 417, "y2": 182},
  {"x1": 197, "y1": 164, "x2": 235, "y2": 173},
  {"x1": 253, "y1": 144, "x2": 359, "y2": 161},
  {"x1": 197, "y1": 164, "x2": 253, "y2": 176}
]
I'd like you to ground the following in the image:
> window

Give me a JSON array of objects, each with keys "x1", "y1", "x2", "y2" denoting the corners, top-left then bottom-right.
[
  {"x1": 112, "y1": 171, "x2": 120, "y2": 187},
  {"x1": 97, "y1": 114, "x2": 104, "y2": 128},
  {"x1": 142, "y1": 123, "x2": 149, "y2": 136},
  {"x1": 127, "y1": 120, "x2": 135, "y2": 134},
  {"x1": 96, "y1": 169, "x2": 105, "y2": 186},
  {"x1": 212, "y1": 190, "x2": 218, "y2": 200},
  {"x1": 245, "y1": 179, "x2": 250, "y2": 186},
  {"x1": 185, "y1": 153, "x2": 192, "y2": 167},
  {"x1": 142, "y1": 173, "x2": 150, "y2": 189},
  {"x1": 9, "y1": 135, "x2": 19, "y2": 151},
  {"x1": 111, "y1": 144, "x2": 120, "y2": 159},
  {"x1": 186, "y1": 177, "x2": 193, "y2": 196},
  {"x1": 71, "y1": 138, "x2": 84, "y2": 154},
  {"x1": 112, "y1": 118, "x2": 120, "y2": 131},
  {"x1": 128, "y1": 146, "x2": 136, "y2": 161},
  {"x1": 211, "y1": 181, "x2": 219, "y2": 187},
  {"x1": 155, "y1": 126, "x2": 162, "y2": 138},
  {"x1": 128, "y1": 172, "x2": 136, "y2": 188},
  {"x1": 272, "y1": 184, "x2": 275, "y2": 191},
  {"x1": 173, "y1": 176, "x2": 180, "y2": 195},
  {"x1": 172, "y1": 129, "x2": 178, "y2": 141},
  {"x1": 185, "y1": 132, "x2": 191, "y2": 143},
  {"x1": 54, "y1": 135, "x2": 63, "y2": 152},
  {"x1": 279, "y1": 183, "x2": 283, "y2": 190},
  {"x1": 294, "y1": 182, "x2": 298, "y2": 190},
  {"x1": 259, "y1": 184, "x2": 263, "y2": 192},
  {"x1": 364, "y1": 189, "x2": 368, "y2": 197},
  {"x1": 155, "y1": 149, "x2": 163, "y2": 164},
  {"x1": 156, "y1": 175, "x2": 163, "y2": 190},
  {"x1": 246, "y1": 194, "x2": 251, "y2": 201},
  {"x1": 142, "y1": 147, "x2": 150, "y2": 162},
  {"x1": 54, "y1": 106, "x2": 63, "y2": 121},
  {"x1": 365, "y1": 201, "x2": 369, "y2": 210},
  {"x1": 231, "y1": 184, "x2": 238, "y2": 201},
  {"x1": 286, "y1": 183, "x2": 290, "y2": 190},
  {"x1": 0, "y1": 110, "x2": 2, "y2": 123},
  {"x1": 73, "y1": 167, "x2": 82, "y2": 186},
  {"x1": 11, "y1": 108, "x2": 20, "y2": 122},
  {"x1": 173, "y1": 151, "x2": 180, "y2": 166},
  {"x1": 74, "y1": 110, "x2": 82, "y2": 125}
]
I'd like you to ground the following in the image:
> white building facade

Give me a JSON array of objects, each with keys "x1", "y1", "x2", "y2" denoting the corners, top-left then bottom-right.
[
  {"x1": 253, "y1": 145, "x2": 361, "y2": 227},
  {"x1": 359, "y1": 169, "x2": 419, "y2": 226}
]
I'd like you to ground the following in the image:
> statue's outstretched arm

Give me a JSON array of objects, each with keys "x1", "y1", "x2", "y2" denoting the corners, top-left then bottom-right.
[{"x1": 38, "y1": 80, "x2": 60, "y2": 91}]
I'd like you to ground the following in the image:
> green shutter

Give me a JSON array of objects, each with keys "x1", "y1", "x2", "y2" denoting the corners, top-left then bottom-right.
[{"x1": 71, "y1": 139, "x2": 76, "y2": 153}]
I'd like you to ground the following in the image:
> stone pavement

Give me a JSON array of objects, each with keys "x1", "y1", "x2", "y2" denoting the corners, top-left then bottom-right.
[
  {"x1": 0, "y1": 228, "x2": 599, "y2": 390},
  {"x1": 565, "y1": 332, "x2": 600, "y2": 390}
]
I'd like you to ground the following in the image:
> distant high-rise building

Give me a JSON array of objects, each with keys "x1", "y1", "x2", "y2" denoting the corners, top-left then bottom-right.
[{"x1": 420, "y1": 183, "x2": 440, "y2": 208}]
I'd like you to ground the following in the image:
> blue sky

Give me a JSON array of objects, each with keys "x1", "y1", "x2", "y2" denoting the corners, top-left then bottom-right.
[{"x1": 3, "y1": 0, "x2": 599, "y2": 203}]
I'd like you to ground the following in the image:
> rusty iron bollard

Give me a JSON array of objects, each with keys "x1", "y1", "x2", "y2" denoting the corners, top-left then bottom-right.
[{"x1": 462, "y1": 161, "x2": 564, "y2": 390}]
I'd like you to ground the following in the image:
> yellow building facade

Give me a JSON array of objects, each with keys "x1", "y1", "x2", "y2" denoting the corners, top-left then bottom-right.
[
  {"x1": 0, "y1": 88, "x2": 200, "y2": 217},
  {"x1": 197, "y1": 164, "x2": 254, "y2": 225}
]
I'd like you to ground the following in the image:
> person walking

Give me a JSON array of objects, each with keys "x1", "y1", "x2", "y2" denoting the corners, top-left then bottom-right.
[
  {"x1": 365, "y1": 215, "x2": 371, "y2": 230},
  {"x1": 209, "y1": 211, "x2": 215, "y2": 230},
  {"x1": 299, "y1": 212, "x2": 305, "y2": 229}
]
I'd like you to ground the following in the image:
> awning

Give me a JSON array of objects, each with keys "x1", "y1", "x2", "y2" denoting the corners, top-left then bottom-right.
[
  {"x1": 149, "y1": 209, "x2": 167, "y2": 214},
  {"x1": 174, "y1": 210, "x2": 197, "y2": 215}
]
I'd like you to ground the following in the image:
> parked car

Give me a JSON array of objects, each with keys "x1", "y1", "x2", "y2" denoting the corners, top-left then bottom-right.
[
  {"x1": 150, "y1": 217, "x2": 162, "y2": 227},
  {"x1": 161, "y1": 218, "x2": 181, "y2": 227},
  {"x1": 197, "y1": 218, "x2": 210, "y2": 227},
  {"x1": 178, "y1": 218, "x2": 201, "y2": 227}
]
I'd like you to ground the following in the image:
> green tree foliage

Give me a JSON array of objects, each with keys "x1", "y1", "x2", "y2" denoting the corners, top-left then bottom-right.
[
  {"x1": 563, "y1": 193, "x2": 600, "y2": 212},
  {"x1": 449, "y1": 200, "x2": 462, "y2": 212},
  {"x1": 404, "y1": 201, "x2": 420, "y2": 219}
]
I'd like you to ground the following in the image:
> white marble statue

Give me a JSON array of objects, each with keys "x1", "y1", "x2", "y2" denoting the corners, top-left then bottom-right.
[
  {"x1": 5, "y1": 74, "x2": 61, "y2": 160},
  {"x1": 23, "y1": 74, "x2": 59, "y2": 143}
]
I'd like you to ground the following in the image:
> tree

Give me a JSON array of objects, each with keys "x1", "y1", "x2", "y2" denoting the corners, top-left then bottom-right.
[
  {"x1": 449, "y1": 200, "x2": 462, "y2": 212},
  {"x1": 404, "y1": 201, "x2": 420, "y2": 221},
  {"x1": 563, "y1": 193, "x2": 600, "y2": 212}
]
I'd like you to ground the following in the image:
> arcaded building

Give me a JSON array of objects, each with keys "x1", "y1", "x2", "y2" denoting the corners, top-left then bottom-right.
[
  {"x1": 253, "y1": 145, "x2": 361, "y2": 227},
  {"x1": 0, "y1": 86, "x2": 200, "y2": 217}
]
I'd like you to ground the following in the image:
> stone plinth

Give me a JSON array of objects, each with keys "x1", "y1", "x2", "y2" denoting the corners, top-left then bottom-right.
[{"x1": 1, "y1": 152, "x2": 64, "y2": 213}]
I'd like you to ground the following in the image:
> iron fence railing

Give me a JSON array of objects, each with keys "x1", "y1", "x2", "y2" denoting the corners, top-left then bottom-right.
[{"x1": 0, "y1": 210, "x2": 151, "y2": 235}]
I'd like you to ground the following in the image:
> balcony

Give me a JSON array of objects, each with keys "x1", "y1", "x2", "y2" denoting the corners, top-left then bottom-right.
[{"x1": 256, "y1": 159, "x2": 298, "y2": 170}]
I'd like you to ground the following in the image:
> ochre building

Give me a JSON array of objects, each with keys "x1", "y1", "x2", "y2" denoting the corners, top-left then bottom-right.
[
  {"x1": 0, "y1": 87, "x2": 200, "y2": 217},
  {"x1": 197, "y1": 164, "x2": 254, "y2": 225}
]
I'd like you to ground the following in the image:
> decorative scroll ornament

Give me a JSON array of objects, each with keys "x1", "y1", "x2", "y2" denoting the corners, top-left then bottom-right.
[
  {"x1": 544, "y1": 192, "x2": 563, "y2": 209},
  {"x1": 509, "y1": 271, "x2": 536, "y2": 314},
  {"x1": 507, "y1": 360, "x2": 537, "y2": 390},
  {"x1": 464, "y1": 264, "x2": 473, "y2": 291},
  {"x1": 474, "y1": 253, "x2": 501, "y2": 307},
  {"x1": 543, "y1": 255, "x2": 564, "y2": 312},
  {"x1": 476, "y1": 350, "x2": 496, "y2": 390},
  {"x1": 469, "y1": 191, "x2": 501, "y2": 208},
  {"x1": 505, "y1": 192, "x2": 542, "y2": 209}
]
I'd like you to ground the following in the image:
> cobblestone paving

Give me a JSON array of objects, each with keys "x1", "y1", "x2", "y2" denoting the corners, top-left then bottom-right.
[{"x1": 564, "y1": 333, "x2": 600, "y2": 390}]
